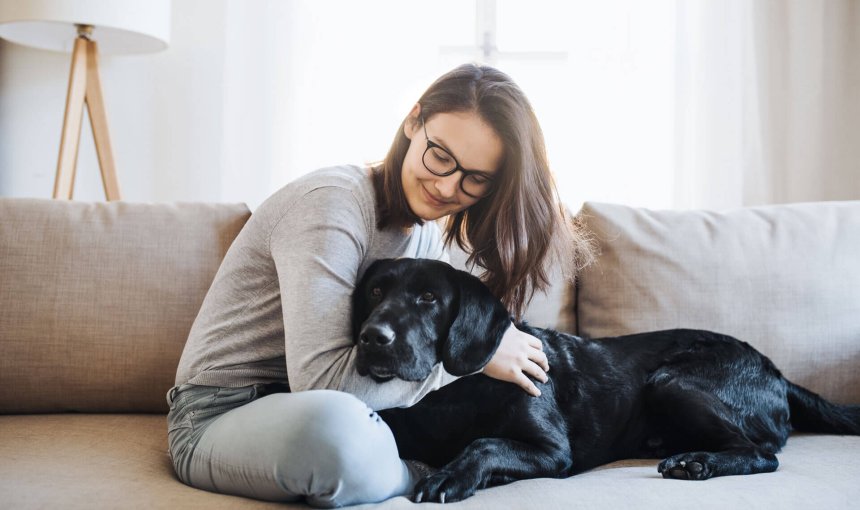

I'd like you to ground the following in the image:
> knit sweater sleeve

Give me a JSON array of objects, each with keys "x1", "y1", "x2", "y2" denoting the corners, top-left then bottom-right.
[{"x1": 269, "y1": 185, "x2": 459, "y2": 410}]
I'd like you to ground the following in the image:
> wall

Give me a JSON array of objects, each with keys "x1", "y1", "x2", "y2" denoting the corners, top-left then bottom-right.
[{"x1": 0, "y1": 0, "x2": 247, "y2": 205}]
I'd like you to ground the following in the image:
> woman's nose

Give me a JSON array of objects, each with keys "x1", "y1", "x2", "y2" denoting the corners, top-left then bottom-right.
[{"x1": 434, "y1": 172, "x2": 460, "y2": 199}]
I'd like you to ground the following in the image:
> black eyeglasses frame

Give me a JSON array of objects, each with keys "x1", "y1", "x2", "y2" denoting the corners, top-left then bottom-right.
[{"x1": 420, "y1": 116, "x2": 496, "y2": 199}]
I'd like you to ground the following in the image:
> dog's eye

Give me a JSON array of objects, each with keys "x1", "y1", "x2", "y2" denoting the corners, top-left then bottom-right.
[
  {"x1": 420, "y1": 292, "x2": 436, "y2": 303},
  {"x1": 371, "y1": 287, "x2": 382, "y2": 299}
]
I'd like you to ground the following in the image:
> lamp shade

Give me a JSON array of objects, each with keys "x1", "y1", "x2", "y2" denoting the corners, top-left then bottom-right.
[{"x1": 0, "y1": 0, "x2": 170, "y2": 55}]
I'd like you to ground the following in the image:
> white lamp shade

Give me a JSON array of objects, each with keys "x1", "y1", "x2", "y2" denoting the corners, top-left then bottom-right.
[{"x1": 0, "y1": 0, "x2": 170, "y2": 55}]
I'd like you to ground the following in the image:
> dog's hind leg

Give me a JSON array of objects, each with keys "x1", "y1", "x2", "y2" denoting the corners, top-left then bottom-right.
[{"x1": 648, "y1": 379, "x2": 780, "y2": 480}]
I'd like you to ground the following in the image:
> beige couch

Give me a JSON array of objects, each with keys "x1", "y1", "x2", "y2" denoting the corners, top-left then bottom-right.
[{"x1": 1, "y1": 197, "x2": 859, "y2": 509}]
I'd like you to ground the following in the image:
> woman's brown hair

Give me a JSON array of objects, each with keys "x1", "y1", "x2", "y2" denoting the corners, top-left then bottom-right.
[{"x1": 373, "y1": 63, "x2": 594, "y2": 318}]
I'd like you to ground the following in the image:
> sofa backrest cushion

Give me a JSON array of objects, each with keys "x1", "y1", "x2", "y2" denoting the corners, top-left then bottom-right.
[
  {"x1": 574, "y1": 201, "x2": 860, "y2": 404},
  {"x1": 0, "y1": 199, "x2": 250, "y2": 413}
]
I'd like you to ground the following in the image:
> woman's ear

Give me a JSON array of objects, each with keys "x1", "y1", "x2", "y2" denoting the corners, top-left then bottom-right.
[
  {"x1": 441, "y1": 268, "x2": 511, "y2": 375},
  {"x1": 403, "y1": 103, "x2": 422, "y2": 140}
]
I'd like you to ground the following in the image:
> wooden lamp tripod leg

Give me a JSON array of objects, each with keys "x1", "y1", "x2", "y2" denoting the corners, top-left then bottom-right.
[
  {"x1": 85, "y1": 39, "x2": 121, "y2": 201},
  {"x1": 53, "y1": 36, "x2": 88, "y2": 200},
  {"x1": 53, "y1": 26, "x2": 122, "y2": 201}
]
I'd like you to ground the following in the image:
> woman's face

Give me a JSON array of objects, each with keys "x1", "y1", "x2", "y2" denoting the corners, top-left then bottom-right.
[{"x1": 401, "y1": 108, "x2": 504, "y2": 222}]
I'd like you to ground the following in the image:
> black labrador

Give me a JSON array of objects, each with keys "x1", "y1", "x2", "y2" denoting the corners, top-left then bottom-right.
[{"x1": 352, "y1": 258, "x2": 860, "y2": 503}]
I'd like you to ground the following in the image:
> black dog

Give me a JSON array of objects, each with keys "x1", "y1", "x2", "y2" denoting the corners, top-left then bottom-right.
[{"x1": 352, "y1": 258, "x2": 860, "y2": 503}]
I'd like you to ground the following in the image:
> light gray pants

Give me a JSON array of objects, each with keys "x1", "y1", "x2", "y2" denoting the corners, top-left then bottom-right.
[{"x1": 166, "y1": 383, "x2": 419, "y2": 507}]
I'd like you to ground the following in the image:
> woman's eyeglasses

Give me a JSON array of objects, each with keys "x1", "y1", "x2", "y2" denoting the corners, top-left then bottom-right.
[{"x1": 421, "y1": 117, "x2": 496, "y2": 199}]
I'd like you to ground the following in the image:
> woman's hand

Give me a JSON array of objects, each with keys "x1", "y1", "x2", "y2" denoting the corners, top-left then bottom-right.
[{"x1": 482, "y1": 323, "x2": 549, "y2": 397}]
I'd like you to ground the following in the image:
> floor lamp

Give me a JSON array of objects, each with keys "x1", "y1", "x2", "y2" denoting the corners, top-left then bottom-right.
[{"x1": 0, "y1": 0, "x2": 170, "y2": 201}]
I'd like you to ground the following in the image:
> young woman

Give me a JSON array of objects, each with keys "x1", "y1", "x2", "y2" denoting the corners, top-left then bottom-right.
[{"x1": 167, "y1": 63, "x2": 592, "y2": 507}]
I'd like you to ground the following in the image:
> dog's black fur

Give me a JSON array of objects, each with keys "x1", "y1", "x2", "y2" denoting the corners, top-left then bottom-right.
[{"x1": 352, "y1": 258, "x2": 860, "y2": 503}]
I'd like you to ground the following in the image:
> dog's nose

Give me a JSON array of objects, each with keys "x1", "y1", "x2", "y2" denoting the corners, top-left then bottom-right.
[{"x1": 360, "y1": 324, "x2": 395, "y2": 346}]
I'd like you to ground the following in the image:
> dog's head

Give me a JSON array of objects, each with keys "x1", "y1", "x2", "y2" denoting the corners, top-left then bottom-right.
[{"x1": 352, "y1": 258, "x2": 511, "y2": 382}]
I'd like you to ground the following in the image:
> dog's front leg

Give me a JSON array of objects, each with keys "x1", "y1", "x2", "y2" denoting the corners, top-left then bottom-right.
[{"x1": 412, "y1": 437, "x2": 570, "y2": 503}]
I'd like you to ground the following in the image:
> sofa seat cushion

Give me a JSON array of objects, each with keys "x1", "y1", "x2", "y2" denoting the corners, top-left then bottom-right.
[
  {"x1": 0, "y1": 414, "x2": 287, "y2": 509},
  {"x1": 1, "y1": 414, "x2": 858, "y2": 509}
]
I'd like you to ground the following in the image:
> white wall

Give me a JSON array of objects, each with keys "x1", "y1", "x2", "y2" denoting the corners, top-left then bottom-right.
[{"x1": 0, "y1": 0, "x2": 241, "y2": 204}]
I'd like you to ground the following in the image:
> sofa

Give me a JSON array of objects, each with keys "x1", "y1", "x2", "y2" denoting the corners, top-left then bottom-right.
[{"x1": 1, "y1": 197, "x2": 858, "y2": 509}]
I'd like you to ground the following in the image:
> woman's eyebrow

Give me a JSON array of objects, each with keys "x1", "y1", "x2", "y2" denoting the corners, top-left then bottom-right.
[{"x1": 429, "y1": 134, "x2": 455, "y2": 155}]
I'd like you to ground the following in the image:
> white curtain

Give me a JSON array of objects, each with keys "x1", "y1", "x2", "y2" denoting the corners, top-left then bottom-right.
[{"x1": 674, "y1": 0, "x2": 860, "y2": 210}]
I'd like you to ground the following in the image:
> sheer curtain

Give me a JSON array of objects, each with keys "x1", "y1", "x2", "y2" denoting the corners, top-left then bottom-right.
[
  {"x1": 212, "y1": 0, "x2": 481, "y2": 209},
  {"x1": 212, "y1": 0, "x2": 859, "y2": 210},
  {"x1": 675, "y1": 0, "x2": 860, "y2": 210}
]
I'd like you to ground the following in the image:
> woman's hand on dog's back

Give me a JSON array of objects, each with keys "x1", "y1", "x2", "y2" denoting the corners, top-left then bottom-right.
[{"x1": 482, "y1": 323, "x2": 549, "y2": 397}]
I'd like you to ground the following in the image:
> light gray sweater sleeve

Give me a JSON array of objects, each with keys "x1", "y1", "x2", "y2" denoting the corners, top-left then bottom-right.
[{"x1": 269, "y1": 185, "x2": 458, "y2": 410}]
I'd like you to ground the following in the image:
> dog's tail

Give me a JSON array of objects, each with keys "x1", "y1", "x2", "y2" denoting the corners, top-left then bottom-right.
[{"x1": 787, "y1": 381, "x2": 860, "y2": 434}]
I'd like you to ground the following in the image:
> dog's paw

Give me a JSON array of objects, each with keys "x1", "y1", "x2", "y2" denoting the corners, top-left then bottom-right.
[
  {"x1": 412, "y1": 470, "x2": 481, "y2": 504},
  {"x1": 658, "y1": 452, "x2": 715, "y2": 480}
]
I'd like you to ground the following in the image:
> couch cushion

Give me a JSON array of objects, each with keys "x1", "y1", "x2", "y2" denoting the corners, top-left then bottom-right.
[
  {"x1": 0, "y1": 199, "x2": 250, "y2": 413},
  {"x1": 1, "y1": 414, "x2": 858, "y2": 509},
  {"x1": 574, "y1": 201, "x2": 860, "y2": 404}
]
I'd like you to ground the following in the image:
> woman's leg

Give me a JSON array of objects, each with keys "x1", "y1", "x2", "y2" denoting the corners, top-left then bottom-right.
[{"x1": 170, "y1": 387, "x2": 414, "y2": 508}]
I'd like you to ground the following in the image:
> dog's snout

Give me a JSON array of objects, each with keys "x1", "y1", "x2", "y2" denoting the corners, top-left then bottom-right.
[{"x1": 360, "y1": 324, "x2": 396, "y2": 346}]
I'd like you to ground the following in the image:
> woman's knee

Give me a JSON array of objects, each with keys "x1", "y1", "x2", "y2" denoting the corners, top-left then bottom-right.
[
  {"x1": 279, "y1": 390, "x2": 392, "y2": 457},
  {"x1": 272, "y1": 390, "x2": 408, "y2": 506}
]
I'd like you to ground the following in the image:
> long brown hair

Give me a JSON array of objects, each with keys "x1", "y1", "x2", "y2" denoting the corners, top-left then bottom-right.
[{"x1": 373, "y1": 63, "x2": 594, "y2": 318}]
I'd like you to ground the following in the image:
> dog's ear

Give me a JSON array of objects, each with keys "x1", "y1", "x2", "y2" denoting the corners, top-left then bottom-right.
[{"x1": 441, "y1": 268, "x2": 511, "y2": 376}]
